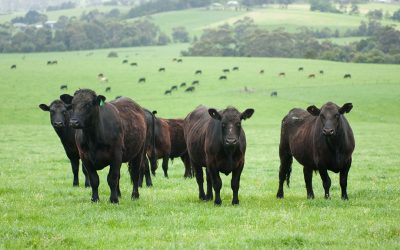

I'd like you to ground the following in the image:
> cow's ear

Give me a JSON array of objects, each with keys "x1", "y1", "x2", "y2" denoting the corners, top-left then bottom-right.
[
  {"x1": 208, "y1": 108, "x2": 222, "y2": 120},
  {"x1": 240, "y1": 108, "x2": 254, "y2": 120},
  {"x1": 60, "y1": 94, "x2": 73, "y2": 104},
  {"x1": 39, "y1": 104, "x2": 50, "y2": 111},
  {"x1": 339, "y1": 103, "x2": 353, "y2": 114},
  {"x1": 94, "y1": 95, "x2": 106, "y2": 106},
  {"x1": 307, "y1": 105, "x2": 320, "y2": 116},
  {"x1": 152, "y1": 110, "x2": 157, "y2": 115}
]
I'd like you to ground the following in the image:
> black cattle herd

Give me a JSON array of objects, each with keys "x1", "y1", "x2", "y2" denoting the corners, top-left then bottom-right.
[{"x1": 34, "y1": 58, "x2": 356, "y2": 205}]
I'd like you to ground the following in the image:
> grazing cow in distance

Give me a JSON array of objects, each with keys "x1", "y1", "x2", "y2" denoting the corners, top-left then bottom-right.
[
  {"x1": 298, "y1": 67, "x2": 304, "y2": 71},
  {"x1": 158, "y1": 67, "x2": 166, "y2": 72},
  {"x1": 319, "y1": 70, "x2": 324, "y2": 74},
  {"x1": 171, "y1": 85, "x2": 178, "y2": 91},
  {"x1": 60, "y1": 89, "x2": 147, "y2": 203},
  {"x1": 192, "y1": 80, "x2": 199, "y2": 85},
  {"x1": 172, "y1": 58, "x2": 177, "y2": 62},
  {"x1": 138, "y1": 77, "x2": 146, "y2": 83},
  {"x1": 177, "y1": 59, "x2": 183, "y2": 63},
  {"x1": 344, "y1": 74, "x2": 351, "y2": 79},
  {"x1": 180, "y1": 82, "x2": 187, "y2": 88},
  {"x1": 47, "y1": 61, "x2": 52, "y2": 65},
  {"x1": 279, "y1": 72, "x2": 286, "y2": 77},
  {"x1": 60, "y1": 85, "x2": 68, "y2": 90},
  {"x1": 223, "y1": 69, "x2": 230, "y2": 73},
  {"x1": 259, "y1": 69, "x2": 264, "y2": 74},
  {"x1": 185, "y1": 86, "x2": 195, "y2": 92},
  {"x1": 308, "y1": 74, "x2": 316, "y2": 78},
  {"x1": 232, "y1": 66, "x2": 239, "y2": 71},
  {"x1": 164, "y1": 90, "x2": 172, "y2": 95},
  {"x1": 105, "y1": 87, "x2": 111, "y2": 92},
  {"x1": 10, "y1": 64, "x2": 16, "y2": 69},
  {"x1": 184, "y1": 105, "x2": 254, "y2": 205},
  {"x1": 270, "y1": 91, "x2": 278, "y2": 97},
  {"x1": 39, "y1": 100, "x2": 90, "y2": 187},
  {"x1": 52, "y1": 60, "x2": 58, "y2": 64},
  {"x1": 219, "y1": 75, "x2": 227, "y2": 80},
  {"x1": 131, "y1": 62, "x2": 138, "y2": 66},
  {"x1": 195, "y1": 70, "x2": 202, "y2": 75},
  {"x1": 98, "y1": 73, "x2": 104, "y2": 78},
  {"x1": 139, "y1": 109, "x2": 157, "y2": 187},
  {"x1": 277, "y1": 102, "x2": 355, "y2": 200},
  {"x1": 122, "y1": 59, "x2": 128, "y2": 64}
]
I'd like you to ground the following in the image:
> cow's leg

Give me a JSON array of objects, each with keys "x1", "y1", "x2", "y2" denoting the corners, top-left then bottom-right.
[
  {"x1": 70, "y1": 157, "x2": 80, "y2": 187},
  {"x1": 108, "y1": 155, "x2": 122, "y2": 203},
  {"x1": 117, "y1": 174, "x2": 121, "y2": 197},
  {"x1": 205, "y1": 168, "x2": 213, "y2": 201},
  {"x1": 303, "y1": 167, "x2": 314, "y2": 199},
  {"x1": 162, "y1": 156, "x2": 169, "y2": 178},
  {"x1": 231, "y1": 165, "x2": 243, "y2": 205},
  {"x1": 277, "y1": 151, "x2": 293, "y2": 199},
  {"x1": 319, "y1": 168, "x2": 331, "y2": 199},
  {"x1": 85, "y1": 161, "x2": 100, "y2": 202},
  {"x1": 181, "y1": 153, "x2": 193, "y2": 178},
  {"x1": 210, "y1": 169, "x2": 222, "y2": 206},
  {"x1": 128, "y1": 154, "x2": 142, "y2": 200},
  {"x1": 340, "y1": 160, "x2": 351, "y2": 200},
  {"x1": 193, "y1": 162, "x2": 206, "y2": 200},
  {"x1": 138, "y1": 163, "x2": 144, "y2": 188},
  {"x1": 144, "y1": 158, "x2": 153, "y2": 187},
  {"x1": 82, "y1": 162, "x2": 90, "y2": 188}
]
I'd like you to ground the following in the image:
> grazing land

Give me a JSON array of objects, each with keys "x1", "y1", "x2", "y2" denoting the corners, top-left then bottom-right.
[{"x1": 0, "y1": 44, "x2": 399, "y2": 249}]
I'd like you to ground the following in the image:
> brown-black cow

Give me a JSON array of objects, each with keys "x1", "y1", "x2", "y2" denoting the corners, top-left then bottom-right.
[
  {"x1": 39, "y1": 100, "x2": 90, "y2": 187},
  {"x1": 60, "y1": 89, "x2": 147, "y2": 203},
  {"x1": 184, "y1": 105, "x2": 254, "y2": 205},
  {"x1": 276, "y1": 102, "x2": 355, "y2": 200}
]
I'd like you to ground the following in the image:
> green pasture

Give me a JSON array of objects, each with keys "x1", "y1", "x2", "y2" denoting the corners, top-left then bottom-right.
[{"x1": 0, "y1": 45, "x2": 399, "y2": 249}]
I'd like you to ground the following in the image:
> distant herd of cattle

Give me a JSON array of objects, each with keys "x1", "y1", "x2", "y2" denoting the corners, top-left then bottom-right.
[{"x1": 39, "y1": 87, "x2": 355, "y2": 205}]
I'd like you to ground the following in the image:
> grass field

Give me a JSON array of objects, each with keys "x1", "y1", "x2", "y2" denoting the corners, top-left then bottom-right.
[{"x1": 0, "y1": 44, "x2": 400, "y2": 249}]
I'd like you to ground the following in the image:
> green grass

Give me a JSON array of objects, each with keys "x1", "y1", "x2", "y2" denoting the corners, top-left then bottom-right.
[{"x1": 0, "y1": 45, "x2": 400, "y2": 249}]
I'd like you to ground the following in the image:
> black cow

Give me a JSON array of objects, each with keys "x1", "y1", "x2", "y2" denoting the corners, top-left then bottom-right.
[
  {"x1": 298, "y1": 67, "x2": 304, "y2": 71},
  {"x1": 11, "y1": 65, "x2": 16, "y2": 69},
  {"x1": 60, "y1": 85, "x2": 68, "y2": 90},
  {"x1": 270, "y1": 91, "x2": 278, "y2": 97},
  {"x1": 39, "y1": 100, "x2": 89, "y2": 187},
  {"x1": 232, "y1": 67, "x2": 239, "y2": 71},
  {"x1": 278, "y1": 72, "x2": 286, "y2": 77},
  {"x1": 184, "y1": 106, "x2": 254, "y2": 205},
  {"x1": 105, "y1": 87, "x2": 111, "y2": 92},
  {"x1": 171, "y1": 85, "x2": 178, "y2": 91},
  {"x1": 219, "y1": 75, "x2": 227, "y2": 80},
  {"x1": 47, "y1": 61, "x2": 53, "y2": 65},
  {"x1": 185, "y1": 86, "x2": 195, "y2": 92},
  {"x1": 177, "y1": 59, "x2": 183, "y2": 63},
  {"x1": 195, "y1": 70, "x2": 202, "y2": 75},
  {"x1": 138, "y1": 77, "x2": 146, "y2": 83},
  {"x1": 259, "y1": 70, "x2": 264, "y2": 74},
  {"x1": 277, "y1": 102, "x2": 355, "y2": 200},
  {"x1": 60, "y1": 89, "x2": 147, "y2": 203},
  {"x1": 139, "y1": 109, "x2": 157, "y2": 187},
  {"x1": 159, "y1": 67, "x2": 166, "y2": 72},
  {"x1": 192, "y1": 80, "x2": 199, "y2": 85},
  {"x1": 172, "y1": 58, "x2": 177, "y2": 62},
  {"x1": 164, "y1": 90, "x2": 172, "y2": 95},
  {"x1": 98, "y1": 73, "x2": 104, "y2": 78},
  {"x1": 52, "y1": 60, "x2": 58, "y2": 64},
  {"x1": 131, "y1": 62, "x2": 138, "y2": 66},
  {"x1": 308, "y1": 74, "x2": 316, "y2": 78},
  {"x1": 344, "y1": 74, "x2": 351, "y2": 79},
  {"x1": 223, "y1": 69, "x2": 230, "y2": 73},
  {"x1": 180, "y1": 82, "x2": 187, "y2": 88},
  {"x1": 319, "y1": 70, "x2": 324, "y2": 74},
  {"x1": 122, "y1": 59, "x2": 128, "y2": 64}
]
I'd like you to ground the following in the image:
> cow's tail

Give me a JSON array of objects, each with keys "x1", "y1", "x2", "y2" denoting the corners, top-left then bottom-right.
[
  {"x1": 286, "y1": 165, "x2": 292, "y2": 187},
  {"x1": 149, "y1": 110, "x2": 157, "y2": 176}
]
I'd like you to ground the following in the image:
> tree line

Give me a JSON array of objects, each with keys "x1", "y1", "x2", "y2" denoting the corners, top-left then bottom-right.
[{"x1": 183, "y1": 17, "x2": 400, "y2": 64}]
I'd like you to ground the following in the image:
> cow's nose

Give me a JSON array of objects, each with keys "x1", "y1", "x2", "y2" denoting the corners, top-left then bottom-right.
[
  {"x1": 69, "y1": 119, "x2": 80, "y2": 128},
  {"x1": 53, "y1": 121, "x2": 63, "y2": 127},
  {"x1": 225, "y1": 138, "x2": 238, "y2": 145},
  {"x1": 323, "y1": 128, "x2": 334, "y2": 136}
]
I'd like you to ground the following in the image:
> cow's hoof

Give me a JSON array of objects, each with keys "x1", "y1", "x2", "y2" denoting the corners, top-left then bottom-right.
[
  {"x1": 110, "y1": 197, "x2": 119, "y2": 204},
  {"x1": 214, "y1": 199, "x2": 222, "y2": 206},
  {"x1": 85, "y1": 183, "x2": 90, "y2": 188},
  {"x1": 131, "y1": 192, "x2": 139, "y2": 200},
  {"x1": 324, "y1": 194, "x2": 331, "y2": 200},
  {"x1": 232, "y1": 199, "x2": 239, "y2": 206},
  {"x1": 146, "y1": 183, "x2": 153, "y2": 188},
  {"x1": 276, "y1": 191, "x2": 284, "y2": 199},
  {"x1": 307, "y1": 194, "x2": 315, "y2": 199},
  {"x1": 91, "y1": 197, "x2": 99, "y2": 203},
  {"x1": 73, "y1": 182, "x2": 79, "y2": 187},
  {"x1": 341, "y1": 195, "x2": 349, "y2": 200}
]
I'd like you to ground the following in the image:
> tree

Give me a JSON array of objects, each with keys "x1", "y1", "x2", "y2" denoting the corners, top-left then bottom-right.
[
  {"x1": 392, "y1": 9, "x2": 400, "y2": 22},
  {"x1": 172, "y1": 26, "x2": 190, "y2": 43},
  {"x1": 367, "y1": 9, "x2": 383, "y2": 20},
  {"x1": 309, "y1": 0, "x2": 339, "y2": 13}
]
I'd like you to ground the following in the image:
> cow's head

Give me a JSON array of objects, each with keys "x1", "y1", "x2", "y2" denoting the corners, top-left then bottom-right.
[
  {"x1": 208, "y1": 107, "x2": 254, "y2": 148},
  {"x1": 60, "y1": 89, "x2": 106, "y2": 129},
  {"x1": 39, "y1": 100, "x2": 71, "y2": 128},
  {"x1": 307, "y1": 102, "x2": 353, "y2": 137}
]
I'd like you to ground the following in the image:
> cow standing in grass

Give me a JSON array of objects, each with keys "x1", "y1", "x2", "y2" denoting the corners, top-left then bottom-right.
[
  {"x1": 184, "y1": 105, "x2": 254, "y2": 205},
  {"x1": 39, "y1": 100, "x2": 90, "y2": 187},
  {"x1": 277, "y1": 102, "x2": 355, "y2": 200},
  {"x1": 60, "y1": 89, "x2": 147, "y2": 203}
]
